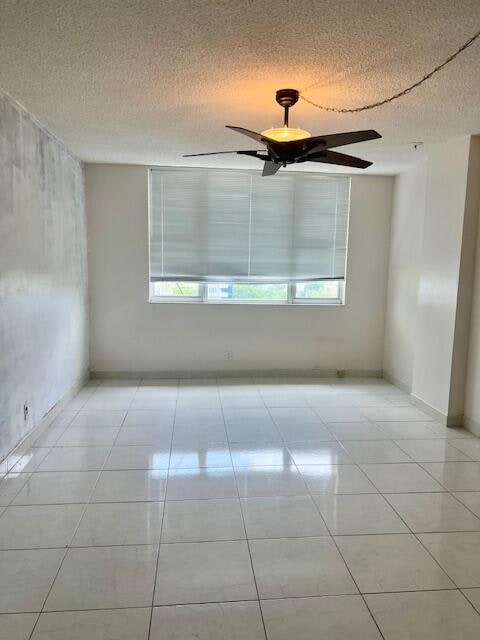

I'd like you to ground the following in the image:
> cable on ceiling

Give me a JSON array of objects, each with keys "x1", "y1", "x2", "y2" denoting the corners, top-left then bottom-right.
[{"x1": 300, "y1": 28, "x2": 480, "y2": 113}]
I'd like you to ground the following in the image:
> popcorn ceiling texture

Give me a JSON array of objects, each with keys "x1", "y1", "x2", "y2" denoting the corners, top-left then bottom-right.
[
  {"x1": 1, "y1": 0, "x2": 480, "y2": 174},
  {"x1": 0, "y1": 91, "x2": 88, "y2": 462}
]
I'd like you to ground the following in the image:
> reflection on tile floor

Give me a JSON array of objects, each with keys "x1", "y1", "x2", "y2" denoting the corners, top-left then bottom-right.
[{"x1": 1, "y1": 377, "x2": 480, "y2": 638}]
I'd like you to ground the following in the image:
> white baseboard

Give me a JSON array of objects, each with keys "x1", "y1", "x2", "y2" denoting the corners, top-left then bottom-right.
[
  {"x1": 463, "y1": 415, "x2": 480, "y2": 437},
  {"x1": 90, "y1": 368, "x2": 383, "y2": 380},
  {"x1": 382, "y1": 371, "x2": 412, "y2": 394},
  {"x1": 409, "y1": 393, "x2": 463, "y2": 428},
  {"x1": 1, "y1": 373, "x2": 89, "y2": 474},
  {"x1": 383, "y1": 370, "x2": 466, "y2": 429}
]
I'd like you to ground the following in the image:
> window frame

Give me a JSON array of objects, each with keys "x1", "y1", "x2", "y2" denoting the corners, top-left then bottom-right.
[{"x1": 149, "y1": 280, "x2": 345, "y2": 306}]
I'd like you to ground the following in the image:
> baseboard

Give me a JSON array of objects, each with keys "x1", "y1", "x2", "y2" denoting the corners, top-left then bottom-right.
[
  {"x1": 0, "y1": 373, "x2": 89, "y2": 475},
  {"x1": 446, "y1": 413, "x2": 464, "y2": 428},
  {"x1": 463, "y1": 415, "x2": 480, "y2": 437},
  {"x1": 382, "y1": 371, "x2": 412, "y2": 394},
  {"x1": 409, "y1": 393, "x2": 463, "y2": 427},
  {"x1": 90, "y1": 368, "x2": 383, "y2": 380},
  {"x1": 383, "y1": 371, "x2": 467, "y2": 428}
]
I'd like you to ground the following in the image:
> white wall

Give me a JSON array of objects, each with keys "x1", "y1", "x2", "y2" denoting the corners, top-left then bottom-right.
[
  {"x1": 383, "y1": 162, "x2": 427, "y2": 390},
  {"x1": 462, "y1": 139, "x2": 480, "y2": 436},
  {"x1": 449, "y1": 137, "x2": 480, "y2": 419},
  {"x1": 412, "y1": 137, "x2": 479, "y2": 419},
  {"x1": 86, "y1": 165, "x2": 393, "y2": 375},
  {"x1": 0, "y1": 92, "x2": 88, "y2": 462},
  {"x1": 384, "y1": 136, "x2": 480, "y2": 425}
]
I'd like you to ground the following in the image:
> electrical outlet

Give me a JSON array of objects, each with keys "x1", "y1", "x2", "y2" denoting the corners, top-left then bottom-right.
[
  {"x1": 23, "y1": 402, "x2": 28, "y2": 421},
  {"x1": 225, "y1": 350, "x2": 233, "y2": 361}
]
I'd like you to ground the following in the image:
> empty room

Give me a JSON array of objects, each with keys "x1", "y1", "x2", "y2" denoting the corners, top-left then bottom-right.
[{"x1": 2, "y1": 1, "x2": 480, "y2": 638}]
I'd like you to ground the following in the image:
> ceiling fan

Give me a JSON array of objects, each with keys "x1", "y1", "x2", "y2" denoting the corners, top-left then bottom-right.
[{"x1": 184, "y1": 88, "x2": 381, "y2": 176}]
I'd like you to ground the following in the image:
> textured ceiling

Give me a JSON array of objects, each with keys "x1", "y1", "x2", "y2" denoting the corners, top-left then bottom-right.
[{"x1": 1, "y1": 0, "x2": 480, "y2": 174}]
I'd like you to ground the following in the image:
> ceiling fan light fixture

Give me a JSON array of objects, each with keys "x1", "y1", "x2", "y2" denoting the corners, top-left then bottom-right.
[{"x1": 261, "y1": 125, "x2": 311, "y2": 142}]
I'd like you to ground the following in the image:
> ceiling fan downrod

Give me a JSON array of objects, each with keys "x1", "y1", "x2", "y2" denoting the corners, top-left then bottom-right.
[{"x1": 275, "y1": 88, "x2": 299, "y2": 127}]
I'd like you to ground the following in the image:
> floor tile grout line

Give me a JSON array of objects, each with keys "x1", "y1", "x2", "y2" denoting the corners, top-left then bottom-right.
[
  {"x1": 309, "y1": 489, "x2": 387, "y2": 639},
  {"x1": 26, "y1": 548, "x2": 69, "y2": 638},
  {"x1": 340, "y1": 459, "x2": 480, "y2": 537},
  {"x1": 381, "y1": 495, "x2": 480, "y2": 532},
  {"x1": 416, "y1": 459, "x2": 470, "y2": 493},
  {"x1": 391, "y1": 437, "x2": 476, "y2": 462},
  {"x1": 302, "y1": 446, "x2": 478, "y2": 624},
  {"x1": 67, "y1": 385, "x2": 96, "y2": 413},
  {"x1": 1, "y1": 470, "x2": 35, "y2": 509},
  {"x1": 445, "y1": 438, "x2": 480, "y2": 462},
  {"x1": 13, "y1": 405, "x2": 80, "y2": 468},
  {"x1": 6, "y1": 456, "x2": 480, "y2": 507},
  {"x1": 408, "y1": 453, "x2": 480, "y2": 585},
  {"x1": 449, "y1": 491, "x2": 480, "y2": 521},
  {"x1": 10, "y1": 479, "x2": 480, "y2": 507},
  {"x1": 411, "y1": 529, "x2": 472, "y2": 592},
  {"x1": 7, "y1": 525, "x2": 480, "y2": 554},
  {"x1": 147, "y1": 376, "x2": 179, "y2": 640},
  {"x1": 365, "y1": 460, "x2": 480, "y2": 595},
  {"x1": 460, "y1": 588, "x2": 480, "y2": 617},
  {"x1": 36, "y1": 421, "x2": 70, "y2": 448},
  {"x1": 2, "y1": 586, "x2": 478, "y2": 616},
  {"x1": 264, "y1": 404, "x2": 305, "y2": 443},
  {"x1": 26, "y1": 380, "x2": 141, "y2": 640},
  {"x1": 219, "y1": 386, "x2": 269, "y2": 640},
  {"x1": 16, "y1": 457, "x2": 480, "y2": 470},
  {"x1": 13, "y1": 456, "x2": 480, "y2": 472}
]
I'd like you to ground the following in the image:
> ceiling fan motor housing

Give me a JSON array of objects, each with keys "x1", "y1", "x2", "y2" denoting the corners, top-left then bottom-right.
[{"x1": 275, "y1": 88, "x2": 300, "y2": 108}]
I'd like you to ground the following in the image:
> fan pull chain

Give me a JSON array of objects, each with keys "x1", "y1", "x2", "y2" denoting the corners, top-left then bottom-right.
[{"x1": 300, "y1": 28, "x2": 480, "y2": 113}]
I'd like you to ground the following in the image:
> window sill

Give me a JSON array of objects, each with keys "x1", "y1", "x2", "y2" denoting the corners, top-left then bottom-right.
[{"x1": 148, "y1": 297, "x2": 345, "y2": 307}]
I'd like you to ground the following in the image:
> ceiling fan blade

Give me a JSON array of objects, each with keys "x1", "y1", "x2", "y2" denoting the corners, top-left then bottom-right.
[
  {"x1": 226, "y1": 126, "x2": 274, "y2": 145},
  {"x1": 237, "y1": 151, "x2": 269, "y2": 160},
  {"x1": 262, "y1": 161, "x2": 281, "y2": 176},
  {"x1": 183, "y1": 150, "x2": 255, "y2": 157},
  {"x1": 306, "y1": 130, "x2": 381, "y2": 153},
  {"x1": 307, "y1": 150, "x2": 372, "y2": 169}
]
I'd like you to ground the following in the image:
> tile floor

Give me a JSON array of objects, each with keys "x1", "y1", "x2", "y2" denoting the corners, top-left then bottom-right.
[{"x1": 1, "y1": 377, "x2": 480, "y2": 638}]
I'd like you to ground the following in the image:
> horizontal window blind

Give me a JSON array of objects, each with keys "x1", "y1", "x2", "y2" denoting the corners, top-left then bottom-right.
[{"x1": 149, "y1": 168, "x2": 350, "y2": 283}]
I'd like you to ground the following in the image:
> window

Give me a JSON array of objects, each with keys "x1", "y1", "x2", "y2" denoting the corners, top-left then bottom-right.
[
  {"x1": 150, "y1": 280, "x2": 343, "y2": 304},
  {"x1": 152, "y1": 281, "x2": 201, "y2": 298},
  {"x1": 149, "y1": 168, "x2": 349, "y2": 305},
  {"x1": 207, "y1": 283, "x2": 288, "y2": 302},
  {"x1": 295, "y1": 281, "x2": 342, "y2": 301}
]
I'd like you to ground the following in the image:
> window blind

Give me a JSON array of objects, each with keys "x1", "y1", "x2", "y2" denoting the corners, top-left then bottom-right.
[{"x1": 149, "y1": 168, "x2": 350, "y2": 283}]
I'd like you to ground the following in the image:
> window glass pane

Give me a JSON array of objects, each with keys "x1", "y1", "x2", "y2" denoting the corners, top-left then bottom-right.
[
  {"x1": 150, "y1": 280, "x2": 342, "y2": 303},
  {"x1": 153, "y1": 281, "x2": 200, "y2": 297},
  {"x1": 295, "y1": 281, "x2": 340, "y2": 299},
  {"x1": 207, "y1": 283, "x2": 288, "y2": 301}
]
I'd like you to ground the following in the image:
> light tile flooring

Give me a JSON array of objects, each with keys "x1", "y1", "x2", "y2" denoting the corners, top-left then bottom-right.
[{"x1": 1, "y1": 378, "x2": 480, "y2": 639}]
